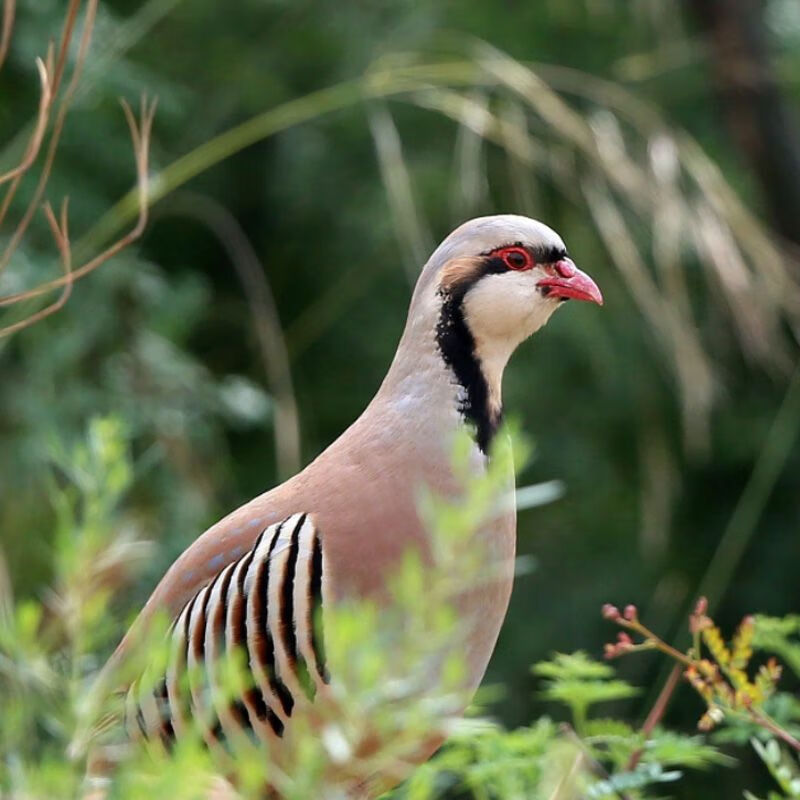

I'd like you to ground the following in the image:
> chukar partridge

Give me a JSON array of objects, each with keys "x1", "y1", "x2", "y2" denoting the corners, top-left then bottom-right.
[{"x1": 105, "y1": 214, "x2": 602, "y2": 796}]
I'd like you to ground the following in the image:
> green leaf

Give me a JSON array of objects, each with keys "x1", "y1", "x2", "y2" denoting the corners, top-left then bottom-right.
[
  {"x1": 587, "y1": 762, "x2": 682, "y2": 799},
  {"x1": 532, "y1": 651, "x2": 616, "y2": 680},
  {"x1": 540, "y1": 679, "x2": 640, "y2": 708},
  {"x1": 754, "y1": 616, "x2": 800, "y2": 679},
  {"x1": 640, "y1": 728, "x2": 735, "y2": 770},
  {"x1": 583, "y1": 718, "x2": 637, "y2": 739}
]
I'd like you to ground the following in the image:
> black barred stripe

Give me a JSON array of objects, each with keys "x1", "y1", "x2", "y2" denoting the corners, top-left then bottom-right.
[
  {"x1": 155, "y1": 679, "x2": 175, "y2": 748},
  {"x1": 229, "y1": 551, "x2": 280, "y2": 734},
  {"x1": 280, "y1": 515, "x2": 306, "y2": 671},
  {"x1": 127, "y1": 679, "x2": 145, "y2": 739},
  {"x1": 186, "y1": 589, "x2": 221, "y2": 746},
  {"x1": 211, "y1": 564, "x2": 235, "y2": 644},
  {"x1": 167, "y1": 604, "x2": 192, "y2": 735},
  {"x1": 282, "y1": 516, "x2": 316, "y2": 700},
  {"x1": 436, "y1": 286, "x2": 499, "y2": 455},
  {"x1": 251, "y1": 524, "x2": 282, "y2": 681},
  {"x1": 230, "y1": 697, "x2": 258, "y2": 737},
  {"x1": 243, "y1": 684, "x2": 285, "y2": 737},
  {"x1": 177, "y1": 594, "x2": 199, "y2": 730},
  {"x1": 130, "y1": 513, "x2": 328, "y2": 749},
  {"x1": 247, "y1": 521, "x2": 290, "y2": 733},
  {"x1": 233, "y1": 551, "x2": 256, "y2": 649},
  {"x1": 182, "y1": 595, "x2": 198, "y2": 661},
  {"x1": 207, "y1": 562, "x2": 254, "y2": 743},
  {"x1": 135, "y1": 702, "x2": 148, "y2": 739},
  {"x1": 261, "y1": 523, "x2": 295, "y2": 716},
  {"x1": 309, "y1": 532, "x2": 329, "y2": 683},
  {"x1": 252, "y1": 523, "x2": 271, "y2": 553},
  {"x1": 193, "y1": 587, "x2": 213, "y2": 661}
]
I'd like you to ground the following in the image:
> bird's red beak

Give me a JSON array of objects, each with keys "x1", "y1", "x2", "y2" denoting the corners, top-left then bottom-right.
[{"x1": 537, "y1": 259, "x2": 603, "y2": 306}]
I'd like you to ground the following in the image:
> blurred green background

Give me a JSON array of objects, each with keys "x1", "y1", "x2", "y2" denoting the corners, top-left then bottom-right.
[{"x1": 2, "y1": 0, "x2": 800, "y2": 796}]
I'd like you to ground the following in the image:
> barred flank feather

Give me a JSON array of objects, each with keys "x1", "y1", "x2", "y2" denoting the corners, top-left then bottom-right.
[{"x1": 128, "y1": 514, "x2": 328, "y2": 746}]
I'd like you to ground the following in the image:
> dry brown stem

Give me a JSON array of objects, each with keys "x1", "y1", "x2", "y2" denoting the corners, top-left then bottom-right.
[
  {"x1": 0, "y1": 0, "x2": 155, "y2": 338},
  {"x1": 0, "y1": 0, "x2": 99, "y2": 274},
  {"x1": 0, "y1": 96, "x2": 156, "y2": 337},
  {"x1": 0, "y1": 50, "x2": 55, "y2": 187},
  {"x1": 0, "y1": 0, "x2": 14, "y2": 73},
  {"x1": 0, "y1": 202, "x2": 73, "y2": 338}
]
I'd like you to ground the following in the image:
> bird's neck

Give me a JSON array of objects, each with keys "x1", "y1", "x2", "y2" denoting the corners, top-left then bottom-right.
[
  {"x1": 435, "y1": 292, "x2": 505, "y2": 454},
  {"x1": 376, "y1": 289, "x2": 510, "y2": 456}
]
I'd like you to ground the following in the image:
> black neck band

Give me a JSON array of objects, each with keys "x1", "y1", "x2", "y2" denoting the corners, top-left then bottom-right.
[{"x1": 435, "y1": 288, "x2": 500, "y2": 454}]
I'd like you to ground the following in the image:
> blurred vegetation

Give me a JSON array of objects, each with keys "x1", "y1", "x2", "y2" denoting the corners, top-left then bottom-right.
[
  {"x1": 1, "y1": 419, "x2": 799, "y2": 799},
  {"x1": 2, "y1": 0, "x2": 800, "y2": 797}
]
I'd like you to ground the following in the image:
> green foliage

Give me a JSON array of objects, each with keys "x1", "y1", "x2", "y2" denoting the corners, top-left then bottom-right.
[
  {"x1": 739, "y1": 619, "x2": 800, "y2": 800},
  {"x1": 396, "y1": 649, "x2": 729, "y2": 800},
  {"x1": 0, "y1": 419, "x2": 738, "y2": 800},
  {"x1": 530, "y1": 653, "x2": 727, "y2": 798},
  {"x1": 2, "y1": 1, "x2": 800, "y2": 798},
  {"x1": 533, "y1": 652, "x2": 640, "y2": 733},
  {"x1": 753, "y1": 617, "x2": 800, "y2": 679},
  {"x1": 603, "y1": 601, "x2": 800, "y2": 800},
  {"x1": 746, "y1": 738, "x2": 800, "y2": 800},
  {"x1": 393, "y1": 719, "x2": 575, "y2": 800},
  {"x1": 0, "y1": 417, "x2": 146, "y2": 797}
]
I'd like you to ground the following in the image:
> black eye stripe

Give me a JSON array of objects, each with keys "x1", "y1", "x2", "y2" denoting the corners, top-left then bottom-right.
[{"x1": 481, "y1": 242, "x2": 568, "y2": 264}]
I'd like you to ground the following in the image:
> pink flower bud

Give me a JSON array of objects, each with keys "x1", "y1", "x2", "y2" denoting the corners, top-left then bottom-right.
[
  {"x1": 694, "y1": 597, "x2": 708, "y2": 616},
  {"x1": 623, "y1": 604, "x2": 638, "y2": 621},
  {"x1": 602, "y1": 604, "x2": 621, "y2": 621}
]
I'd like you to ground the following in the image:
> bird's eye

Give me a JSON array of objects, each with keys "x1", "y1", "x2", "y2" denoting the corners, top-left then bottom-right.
[{"x1": 498, "y1": 247, "x2": 533, "y2": 271}]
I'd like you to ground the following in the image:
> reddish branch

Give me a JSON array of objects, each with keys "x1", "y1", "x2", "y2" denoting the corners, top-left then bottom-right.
[
  {"x1": 602, "y1": 599, "x2": 800, "y2": 755},
  {"x1": 626, "y1": 665, "x2": 682, "y2": 771}
]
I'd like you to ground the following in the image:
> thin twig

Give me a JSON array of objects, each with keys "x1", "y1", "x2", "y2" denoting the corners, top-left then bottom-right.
[
  {"x1": 0, "y1": 97, "x2": 156, "y2": 336},
  {"x1": 0, "y1": 0, "x2": 15, "y2": 73},
  {"x1": 749, "y1": 709, "x2": 800, "y2": 754},
  {"x1": 0, "y1": 0, "x2": 82, "y2": 229},
  {"x1": 0, "y1": 51, "x2": 55, "y2": 186},
  {"x1": 560, "y1": 724, "x2": 633, "y2": 800},
  {"x1": 614, "y1": 615, "x2": 694, "y2": 667},
  {"x1": 546, "y1": 749, "x2": 586, "y2": 800},
  {"x1": 0, "y1": 0, "x2": 96, "y2": 274},
  {"x1": 626, "y1": 664, "x2": 682, "y2": 770},
  {"x1": 0, "y1": 201, "x2": 74, "y2": 337},
  {"x1": 50, "y1": 0, "x2": 83, "y2": 96}
]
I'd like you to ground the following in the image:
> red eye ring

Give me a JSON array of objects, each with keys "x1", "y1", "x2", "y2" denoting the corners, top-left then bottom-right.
[{"x1": 496, "y1": 246, "x2": 534, "y2": 271}]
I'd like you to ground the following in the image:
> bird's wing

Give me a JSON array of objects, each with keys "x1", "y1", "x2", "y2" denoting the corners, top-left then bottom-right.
[{"x1": 127, "y1": 512, "x2": 329, "y2": 748}]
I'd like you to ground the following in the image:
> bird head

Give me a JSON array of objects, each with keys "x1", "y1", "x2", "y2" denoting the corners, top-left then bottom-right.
[
  {"x1": 395, "y1": 214, "x2": 603, "y2": 453},
  {"x1": 430, "y1": 215, "x2": 602, "y2": 350}
]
